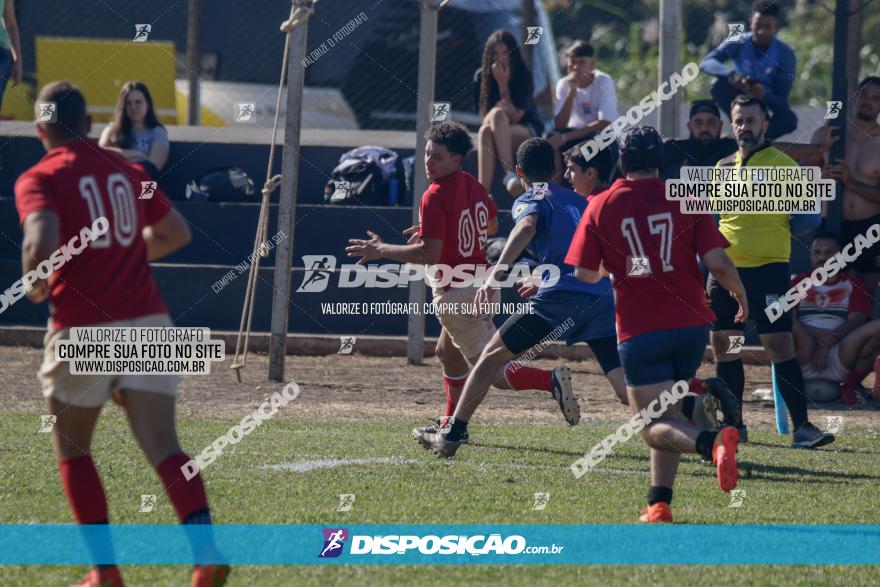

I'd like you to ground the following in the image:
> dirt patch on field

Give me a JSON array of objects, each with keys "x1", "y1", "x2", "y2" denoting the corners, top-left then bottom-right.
[{"x1": 2, "y1": 346, "x2": 877, "y2": 429}]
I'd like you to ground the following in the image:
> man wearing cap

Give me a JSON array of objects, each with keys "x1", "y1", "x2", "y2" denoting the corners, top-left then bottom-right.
[
  {"x1": 662, "y1": 101, "x2": 739, "y2": 180},
  {"x1": 663, "y1": 100, "x2": 836, "y2": 180}
]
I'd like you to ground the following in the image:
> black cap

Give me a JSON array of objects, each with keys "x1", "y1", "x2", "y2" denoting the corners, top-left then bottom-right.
[
  {"x1": 617, "y1": 126, "x2": 663, "y2": 173},
  {"x1": 690, "y1": 99, "x2": 721, "y2": 119}
]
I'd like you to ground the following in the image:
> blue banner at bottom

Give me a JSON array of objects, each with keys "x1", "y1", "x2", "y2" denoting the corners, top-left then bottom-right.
[{"x1": 0, "y1": 524, "x2": 877, "y2": 565}]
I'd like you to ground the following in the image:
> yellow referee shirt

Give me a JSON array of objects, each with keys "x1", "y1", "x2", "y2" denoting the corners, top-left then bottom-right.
[{"x1": 715, "y1": 144, "x2": 798, "y2": 268}]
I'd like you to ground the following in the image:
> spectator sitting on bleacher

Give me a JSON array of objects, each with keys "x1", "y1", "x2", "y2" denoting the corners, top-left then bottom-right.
[
  {"x1": 700, "y1": 0, "x2": 797, "y2": 140},
  {"x1": 546, "y1": 40, "x2": 618, "y2": 157},
  {"x1": 663, "y1": 99, "x2": 837, "y2": 180},
  {"x1": 99, "y1": 81, "x2": 169, "y2": 178},
  {"x1": 662, "y1": 100, "x2": 738, "y2": 180},
  {"x1": 793, "y1": 231, "x2": 880, "y2": 405},
  {"x1": 474, "y1": 30, "x2": 544, "y2": 199},
  {"x1": 563, "y1": 141, "x2": 613, "y2": 201}
]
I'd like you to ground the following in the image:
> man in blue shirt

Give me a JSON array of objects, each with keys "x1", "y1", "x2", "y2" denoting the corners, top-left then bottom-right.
[
  {"x1": 700, "y1": 1, "x2": 797, "y2": 140},
  {"x1": 414, "y1": 138, "x2": 628, "y2": 457}
]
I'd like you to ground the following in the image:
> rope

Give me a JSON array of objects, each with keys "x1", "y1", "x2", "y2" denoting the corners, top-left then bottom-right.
[{"x1": 230, "y1": 0, "x2": 315, "y2": 382}]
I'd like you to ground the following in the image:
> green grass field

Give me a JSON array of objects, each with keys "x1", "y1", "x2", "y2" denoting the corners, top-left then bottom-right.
[{"x1": 1, "y1": 409, "x2": 878, "y2": 586}]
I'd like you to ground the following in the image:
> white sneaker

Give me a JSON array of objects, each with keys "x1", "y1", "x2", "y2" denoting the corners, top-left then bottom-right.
[
  {"x1": 550, "y1": 365, "x2": 579, "y2": 425},
  {"x1": 504, "y1": 170, "x2": 524, "y2": 196}
]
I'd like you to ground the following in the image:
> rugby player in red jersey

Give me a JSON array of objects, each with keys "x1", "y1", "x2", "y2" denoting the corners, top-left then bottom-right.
[
  {"x1": 15, "y1": 81, "x2": 227, "y2": 586},
  {"x1": 565, "y1": 126, "x2": 748, "y2": 523},
  {"x1": 347, "y1": 122, "x2": 579, "y2": 440}
]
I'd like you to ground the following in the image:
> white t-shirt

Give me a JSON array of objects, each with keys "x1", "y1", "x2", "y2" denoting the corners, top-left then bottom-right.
[{"x1": 554, "y1": 70, "x2": 619, "y2": 129}]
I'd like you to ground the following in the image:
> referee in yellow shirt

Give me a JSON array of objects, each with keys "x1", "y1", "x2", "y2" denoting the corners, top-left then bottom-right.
[{"x1": 708, "y1": 95, "x2": 834, "y2": 449}]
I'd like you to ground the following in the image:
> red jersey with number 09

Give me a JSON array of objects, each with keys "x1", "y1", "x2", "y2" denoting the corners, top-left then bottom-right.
[
  {"x1": 564, "y1": 178, "x2": 727, "y2": 342},
  {"x1": 419, "y1": 170, "x2": 497, "y2": 269},
  {"x1": 15, "y1": 139, "x2": 170, "y2": 330}
]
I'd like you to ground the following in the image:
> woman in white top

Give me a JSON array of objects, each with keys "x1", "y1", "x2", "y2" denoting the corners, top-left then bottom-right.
[{"x1": 99, "y1": 81, "x2": 170, "y2": 178}]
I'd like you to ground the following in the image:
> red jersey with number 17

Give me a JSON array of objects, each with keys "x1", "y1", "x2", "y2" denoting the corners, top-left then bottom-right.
[
  {"x1": 15, "y1": 139, "x2": 170, "y2": 330},
  {"x1": 564, "y1": 178, "x2": 727, "y2": 342},
  {"x1": 419, "y1": 170, "x2": 497, "y2": 268}
]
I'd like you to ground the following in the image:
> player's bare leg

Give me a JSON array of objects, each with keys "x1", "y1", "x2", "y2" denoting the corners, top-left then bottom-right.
[
  {"x1": 413, "y1": 329, "x2": 473, "y2": 441},
  {"x1": 626, "y1": 380, "x2": 739, "y2": 523},
  {"x1": 415, "y1": 332, "x2": 577, "y2": 457},
  {"x1": 123, "y1": 391, "x2": 229, "y2": 586},
  {"x1": 836, "y1": 319, "x2": 880, "y2": 403},
  {"x1": 606, "y1": 367, "x2": 628, "y2": 405},
  {"x1": 48, "y1": 398, "x2": 123, "y2": 586},
  {"x1": 792, "y1": 319, "x2": 817, "y2": 365}
]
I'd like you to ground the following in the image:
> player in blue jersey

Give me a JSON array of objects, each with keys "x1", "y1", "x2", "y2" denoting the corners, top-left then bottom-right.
[{"x1": 414, "y1": 138, "x2": 627, "y2": 457}]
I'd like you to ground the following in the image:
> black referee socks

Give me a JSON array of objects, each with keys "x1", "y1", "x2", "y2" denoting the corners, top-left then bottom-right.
[
  {"x1": 716, "y1": 359, "x2": 745, "y2": 402},
  {"x1": 772, "y1": 358, "x2": 809, "y2": 429}
]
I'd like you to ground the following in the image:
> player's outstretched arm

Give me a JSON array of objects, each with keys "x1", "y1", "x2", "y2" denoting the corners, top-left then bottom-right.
[
  {"x1": 703, "y1": 247, "x2": 748, "y2": 323},
  {"x1": 347, "y1": 231, "x2": 442, "y2": 266},
  {"x1": 143, "y1": 209, "x2": 192, "y2": 261},
  {"x1": 21, "y1": 210, "x2": 60, "y2": 303},
  {"x1": 491, "y1": 214, "x2": 536, "y2": 279},
  {"x1": 475, "y1": 215, "x2": 536, "y2": 307}
]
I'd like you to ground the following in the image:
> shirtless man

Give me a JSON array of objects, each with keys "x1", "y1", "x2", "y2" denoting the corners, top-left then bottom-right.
[{"x1": 816, "y1": 76, "x2": 880, "y2": 306}]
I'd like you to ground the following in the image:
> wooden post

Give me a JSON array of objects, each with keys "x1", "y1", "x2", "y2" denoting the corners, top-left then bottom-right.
[{"x1": 269, "y1": 1, "x2": 313, "y2": 381}]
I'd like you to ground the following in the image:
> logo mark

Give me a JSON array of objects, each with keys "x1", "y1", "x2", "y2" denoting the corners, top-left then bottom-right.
[
  {"x1": 36, "y1": 102, "x2": 57, "y2": 123},
  {"x1": 297, "y1": 255, "x2": 336, "y2": 293},
  {"x1": 531, "y1": 492, "x2": 550, "y2": 510},
  {"x1": 431, "y1": 102, "x2": 451, "y2": 122},
  {"x1": 38, "y1": 415, "x2": 56, "y2": 433},
  {"x1": 133, "y1": 24, "x2": 151, "y2": 42},
  {"x1": 627, "y1": 256, "x2": 650, "y2": 277},
  {"x1": 825, "y1": 101, "x2": 842, "y2": 120},
  {"x1": 319, "y1": 528, "x2": 348, "y2": 558},
  {"x1": 138, "y1": 494, "x2": 156, "y2": 513},
  {"x1": 338, "y1": 336, "x2": 356, "y2": 355},
  {"x1": 139, "y1": 181, "x2": 157, "y2": 200},
  {"x1": 330, "y1": 180, "x2": 350, "y2": 203},
  {"x1": 234, "y1": 102, "x2": 256, "y2": 123},
  {"x1": 337, "y1": 493, "x2": 355, "y2": 512},
  {"x1": 825, "y1": 415, "x2": 843, "y2": 435},
  {"x1": 728, "y1": 489, "x2": 746, "y2": 508},
  {"x1": 727, "y1": 23, "x2": 745, "y2": 42},
  {"x1": 727, "y1": 335, "x2": 745, "y2": 354},
  {"x1": 525, "y1": 27, "x2": 543, "y2": 45}
]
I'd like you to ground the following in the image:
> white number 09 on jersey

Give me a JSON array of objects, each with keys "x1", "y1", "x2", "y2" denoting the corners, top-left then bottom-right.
[{"x1": 457, "y1": 201, "x2": 489, "y2": 258}]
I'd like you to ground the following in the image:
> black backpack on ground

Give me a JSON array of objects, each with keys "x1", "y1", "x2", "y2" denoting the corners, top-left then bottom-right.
[{"x1": 324, "y1": 146, "x2": 407, "y2": 206}]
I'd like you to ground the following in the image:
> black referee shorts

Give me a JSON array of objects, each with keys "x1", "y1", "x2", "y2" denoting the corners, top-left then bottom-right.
[{"x1": 708, "y1": 261, "x2": 793, "y2": 334}]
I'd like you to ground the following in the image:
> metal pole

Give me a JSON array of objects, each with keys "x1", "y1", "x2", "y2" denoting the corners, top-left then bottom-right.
[
  {"x1": 269, "y1": 2, "x2": 312, "y2": 381},
  {"x1": 406, "y1": 0, "x2": 439, "y2": 365},
  {"x1": 657, "y1": 0, "x2": 681, "y2": 138},
  {"x1": 186, "y1": 0, "x2": 201, "y2": 125},
  {"x1": 826, "y1": 0, "x2": 849, "y2": 234}
]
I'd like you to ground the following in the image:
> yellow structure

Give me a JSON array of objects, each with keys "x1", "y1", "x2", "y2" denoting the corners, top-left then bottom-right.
[{"x1": 27, "y1": 37, "x2": 178, "y2": 124}]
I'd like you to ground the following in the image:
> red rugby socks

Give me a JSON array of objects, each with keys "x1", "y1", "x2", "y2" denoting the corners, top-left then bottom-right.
[{"x1": 504, "y1": 363, "x2": 553, "y2": 392}]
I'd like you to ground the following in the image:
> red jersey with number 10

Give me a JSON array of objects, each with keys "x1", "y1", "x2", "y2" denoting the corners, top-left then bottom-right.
[
  {"x1": 419, "y1": 170, "x2": 497, "y2": 268},
  {"x1": 15, "y1": 139, "x2": 170, "y2": 330},
  {"x1": 565, "y1": 178, "x2": 727, "y2": 342}
]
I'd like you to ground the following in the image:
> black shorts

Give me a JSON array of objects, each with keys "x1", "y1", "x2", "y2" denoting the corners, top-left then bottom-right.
[
  {"x1": 841, "y1": 214, "x2": 880, "y2": 274},
  {"x1": 708, "y1": 262, "x2": 793, "y2": 334}
]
